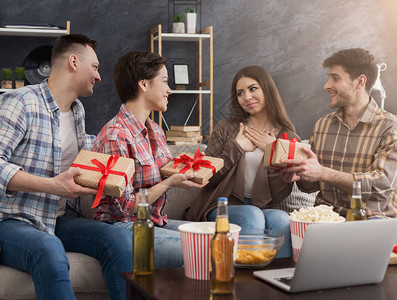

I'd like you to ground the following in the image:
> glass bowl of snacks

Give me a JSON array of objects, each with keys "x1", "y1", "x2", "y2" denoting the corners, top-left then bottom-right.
[{"x1": 235, "y1": 229, "x2": 284, "y2": 268}]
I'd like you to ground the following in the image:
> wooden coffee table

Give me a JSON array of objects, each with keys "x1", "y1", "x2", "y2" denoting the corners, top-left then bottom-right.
[{"x1": 121, "y1": 257, "x2": 397, "y2": 300}]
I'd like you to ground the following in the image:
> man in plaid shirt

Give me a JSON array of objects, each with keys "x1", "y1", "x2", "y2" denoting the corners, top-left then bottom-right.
[
  {"x1": 0, "y1": 34, "x2": 132, "y2": 300},
  {"x1": 281, "y1": 48, "x2": 397, "y2": 218}
]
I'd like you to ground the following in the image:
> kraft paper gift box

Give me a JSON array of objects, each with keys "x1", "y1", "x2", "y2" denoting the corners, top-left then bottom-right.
[
  {"x1": 263, "y1": 134, "x2": 311, "y2": 169},
  {"x1": 71, "y1": 150, "x2": 135, "y2": 207},
  {"x1": 160, "y1": 149, "x2": 224, "y2": 184}
]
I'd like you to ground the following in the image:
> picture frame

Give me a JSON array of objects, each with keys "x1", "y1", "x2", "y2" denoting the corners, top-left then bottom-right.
[{"x1": 173, "y1": 64, "x2": 189, "y2": 85}]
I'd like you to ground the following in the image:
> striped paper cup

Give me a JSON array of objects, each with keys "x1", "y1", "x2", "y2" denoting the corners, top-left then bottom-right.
[
  {"x1": 178, "y1": 222, "x2": 241, "y2": 280},
  {"x1": 289, "y1": 217, "x2": 345, "y2": 262}
]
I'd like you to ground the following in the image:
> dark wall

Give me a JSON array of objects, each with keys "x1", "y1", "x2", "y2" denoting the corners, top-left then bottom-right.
[{"x1": 1, "y1": 0, "x2": 396, "y2": 139}]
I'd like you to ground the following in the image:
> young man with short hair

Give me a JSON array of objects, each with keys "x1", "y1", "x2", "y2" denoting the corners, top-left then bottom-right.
[
  {"x1": 0, "y1": 34, "x2": 132, "y2": 300},
  {"x1": 282, "y1": 48, "x2": 397, "y2": 218}
]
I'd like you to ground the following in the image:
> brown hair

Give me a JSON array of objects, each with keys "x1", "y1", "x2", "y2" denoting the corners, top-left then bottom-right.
[
  {"x1": 51, "y1": 34, "x2": 97, "y2": 65},
  {"x1": 229, "y1": 65, "x2": 295, "y2": 132},
  {"x1": 114, "y1": 51, "x2": 167, "y2": 103},
  {"x1": 322, "y1": 48, "x2": 377, "y2": 94}
]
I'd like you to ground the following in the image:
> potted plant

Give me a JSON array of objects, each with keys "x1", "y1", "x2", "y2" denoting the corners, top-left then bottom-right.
[
  {"x1": 170, "y1": 13, "x2": 185, "y2": 33},
  {"x1": 1, "y1": 68, "x2": 13, "y2": 89},
  {"x1": 15, "y1": 67, "x2": 25, "y2": 89},
  {"x1": 186, "y1": 7, "x2": 197, "y2": 33}
]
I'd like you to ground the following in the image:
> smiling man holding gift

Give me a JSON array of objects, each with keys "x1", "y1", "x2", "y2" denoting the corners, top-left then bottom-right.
[
  {"x1": 281, "y1": 48, "x2": 397, "y2": 218},
  {"x1": 92, "y1": 51, "x2": 206, "y2": 268},
  {"x1": 0, "y1": 34, "x2": 133, "y2": 300}
]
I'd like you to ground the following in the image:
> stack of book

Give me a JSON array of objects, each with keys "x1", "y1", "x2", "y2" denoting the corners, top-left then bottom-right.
[{"x1": 166, "y1": 125, "x2": 202, "y2": 145}]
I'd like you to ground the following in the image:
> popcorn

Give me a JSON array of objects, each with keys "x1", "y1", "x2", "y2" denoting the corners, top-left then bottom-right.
[{"x1": 289, "y1": 205, "x2": 345, "y2": 223}]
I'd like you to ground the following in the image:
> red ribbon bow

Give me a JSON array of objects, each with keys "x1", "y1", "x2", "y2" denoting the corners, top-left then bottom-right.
[
  {"x1": 71, "y1": 155, "x2": 128, "y2": 208},
  {"x1": 172, "y1": 148, "x2": 216, "y2": 175},
  {"x1": 269, "y1": 133, "x2": 299, "y2": 169}
]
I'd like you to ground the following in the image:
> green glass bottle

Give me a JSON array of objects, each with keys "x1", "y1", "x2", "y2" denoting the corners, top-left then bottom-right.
[
  {"x1": 346, "y1": 181, "x2": 367, "y2": 221},
  {"x1": 133, "y1": 188, "x2": 154, "y2": 275},
  {"x1": 210, "y1": 197, "x2": 234, "y2": 295}
]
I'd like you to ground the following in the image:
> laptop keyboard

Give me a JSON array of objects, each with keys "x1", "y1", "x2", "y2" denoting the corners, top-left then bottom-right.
[{"x1": 275, "y1": 276, "x2": 293, "y2": 286}]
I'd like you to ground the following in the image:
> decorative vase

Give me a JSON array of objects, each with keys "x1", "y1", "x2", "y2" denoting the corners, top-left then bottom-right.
[
  {"x1": 186, "y1": 13, "x2": 197, "y2": 33},
  {"x1": 1, "y1": 80, "x2": 12, "y2": 89},
  {"x1": 173, "y1": 22, "x2": 185, "y2": 33},
  {"x1": 15, "y1": 80, "x2": 25, "y2": 89}
]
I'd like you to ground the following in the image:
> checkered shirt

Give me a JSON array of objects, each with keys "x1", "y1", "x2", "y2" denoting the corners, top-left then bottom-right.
[
  {"x1": 0, "y1": 81, "x2": 95, "y2": 233},
  {"x1": 92, "y1": 104, "x2": 171, "y2": 226},
  {"x1": 299, "y1": 98, "x2": 397, "y2": 217}
]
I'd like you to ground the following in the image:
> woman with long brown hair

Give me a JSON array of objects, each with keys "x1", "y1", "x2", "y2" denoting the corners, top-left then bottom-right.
[{"x1": 186, "y1": 65, "x2": 299, "y2": 257}]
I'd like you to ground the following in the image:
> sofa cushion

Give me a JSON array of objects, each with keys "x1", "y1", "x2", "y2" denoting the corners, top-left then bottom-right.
[
  {"x1": 0, "y1": 252, "x2": 107, "y2": 300},
  {"x1": 67, "y1": 253, "x2": 107, "y2": 293},
  {"x1": 164, "y1": 187, "x2": 200, "y2": 220},
  {"x1": 80, "y1": 195, "x2": 96, "y2": 219}
]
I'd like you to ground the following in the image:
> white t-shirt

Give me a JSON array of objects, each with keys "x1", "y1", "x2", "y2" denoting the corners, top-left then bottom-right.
[
  {"x1": 57, "y1": 109, "x2": 79, "y2": 217},
  {"x1": 244, "y1": 148, "x2": 264, "y2": 198}
]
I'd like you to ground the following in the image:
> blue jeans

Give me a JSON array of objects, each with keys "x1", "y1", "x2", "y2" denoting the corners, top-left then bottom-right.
[
  {"x1": 0, "y1": 217, "x2": 132, "y2": 300},
  {"x1": 114, "y1": 219, "x2": 188, "y2": 268},
  {"x1": 207, "y1": 205, "x2": 292, "y2": 258}
]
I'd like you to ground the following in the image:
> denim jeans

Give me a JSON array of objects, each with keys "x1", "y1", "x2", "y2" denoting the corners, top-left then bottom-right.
[
  {"x1": 207, "y1": 205, "x2": 292, "y2": 258},
  {"x1": 113, "y1": 219, "x2": 189, "y2": 268},
  {"x1": 0, "y1": 217, "x2": 132, "y2": 300}
]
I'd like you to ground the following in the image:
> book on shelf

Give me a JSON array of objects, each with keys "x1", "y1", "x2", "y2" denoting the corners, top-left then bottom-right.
[
  {"x1": 170, "y1": 125, "x2": 201, "y2": 132},
  {"x1": 168, "y1": 140, "x2": 203, "y2": 145},
  {"x1": 166, "y1": 130, "x2": 202, "y2": 138},
  {"x1": 166, "y1": 136, "x2": 203, "y2": 143}
]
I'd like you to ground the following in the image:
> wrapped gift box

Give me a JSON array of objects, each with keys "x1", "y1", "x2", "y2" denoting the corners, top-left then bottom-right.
[
  {"x1": 160, "y1": 150, "x2": 224, "y2": 184},
  {"x1": 263, "y1": 137, "x2": 311, "y2": 169},
  {"x1": 71, "y1": 150, "x2": 135, "y2": 198}
]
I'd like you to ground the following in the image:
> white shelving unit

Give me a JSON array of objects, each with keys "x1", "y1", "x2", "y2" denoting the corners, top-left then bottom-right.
[
  {"x1": 0, "y1": 28, "x2": 69, "y2": 37},
  {"x1": 171, "y1": 90, "x2": 211, "y2": 94},
  {"x1": 0, "y1": 21, "x2": 70, "y2": 93},
  {"x1": 152, "y1": 32, "x2": 211, "y2": 42},
  {"x1": 150, "y1": 24, "x2": 213, "y2": 137}
]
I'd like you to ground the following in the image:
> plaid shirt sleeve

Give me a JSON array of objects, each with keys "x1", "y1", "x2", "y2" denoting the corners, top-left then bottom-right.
[
  {"x1": 92, "y1": 126, "x2": 136, "y2": 221},
  {"x1": 353, "y1": 123, "x2": 397, "y2": 204},
  {"x1": 0, "y1": 92, "x2": 26, "y2": 195},
  {"x1": 84, "y1": 134, "x2": 96, "y2": 150}
]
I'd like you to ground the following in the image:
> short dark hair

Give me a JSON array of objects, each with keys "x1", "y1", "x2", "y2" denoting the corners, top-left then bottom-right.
[
  {"x1": 323, "y1": 48, "x2": 377, "y2": 94},
  {"x1": 113, "y1": 51, "x2": 167, "y2": 103},
  {"x1": 230, "y1": 65, "x2": 295, "y2": 132},
  {"x1": 51, "y1": 34, "x2": 97, "y2": 65}
]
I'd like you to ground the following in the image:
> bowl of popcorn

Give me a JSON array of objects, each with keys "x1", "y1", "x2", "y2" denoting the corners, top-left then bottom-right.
[
  {"x1": 235, "y1": 229, "x2": 284, "y2": 268},
  {"x1": 289, "y1": 205, "x2": 345, "y2": 262}
]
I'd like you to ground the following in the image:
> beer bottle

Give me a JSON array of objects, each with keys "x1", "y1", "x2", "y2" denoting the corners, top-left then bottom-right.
[
  {"x1": 346, "y1": 181, "x2": 367, "y2": 221},
  {"x1": 210, "y1": 197, "x2": 234, "y2": 295},
  {"x1": 133, "y1": 188, "x2": 154, "y2": 275}
]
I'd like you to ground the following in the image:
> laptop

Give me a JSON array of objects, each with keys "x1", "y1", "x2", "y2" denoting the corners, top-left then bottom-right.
[{"x1": 254, "y1": 219, "x2": 397, "y2": 293}]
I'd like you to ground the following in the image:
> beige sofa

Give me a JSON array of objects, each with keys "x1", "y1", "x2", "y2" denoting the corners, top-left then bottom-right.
[
  {"x1": 0, "y1": 144, "x2": 316, "y2": 299},
  {"x1": 0, "y1": 145, "x2": 205, "y2": 300},
  {"x1": 0, "y1": 187, "x2": 193, "y2": 300}
]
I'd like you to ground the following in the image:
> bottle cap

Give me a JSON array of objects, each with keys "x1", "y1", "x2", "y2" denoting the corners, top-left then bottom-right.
[{"x1": 217, "y1": 197, "x2": 228, "y2": 202}]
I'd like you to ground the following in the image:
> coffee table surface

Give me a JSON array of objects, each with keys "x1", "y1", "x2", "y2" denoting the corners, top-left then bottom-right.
[{"x1": 121, "y1": 257, "x2": 397, "y2": 300}]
